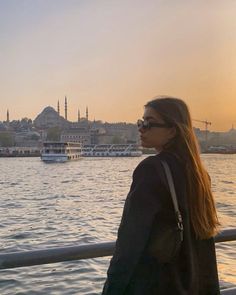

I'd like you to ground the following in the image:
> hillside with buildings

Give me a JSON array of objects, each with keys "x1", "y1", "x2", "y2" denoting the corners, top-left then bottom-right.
[
  {"x1": 0, "y1": 97, "x2": 236, "y2": 154},
  {"x1": 0, "y1": 98, "x2": 139, "y2": 150}
]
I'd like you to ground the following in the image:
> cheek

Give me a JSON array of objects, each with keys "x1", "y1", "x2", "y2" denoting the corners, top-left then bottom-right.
[{"x1": 152, "y1": 130, "x2": 169, "y2": 144}]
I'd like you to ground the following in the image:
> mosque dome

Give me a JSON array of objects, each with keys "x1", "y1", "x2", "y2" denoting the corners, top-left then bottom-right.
[{"x1": 34, "y1": 106, "x2": 68, "y2": 129}]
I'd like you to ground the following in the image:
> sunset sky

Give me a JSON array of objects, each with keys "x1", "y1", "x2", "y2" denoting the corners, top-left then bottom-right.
[{"x1": 0, "y1": 0, "x2": 235, "y2": 131}]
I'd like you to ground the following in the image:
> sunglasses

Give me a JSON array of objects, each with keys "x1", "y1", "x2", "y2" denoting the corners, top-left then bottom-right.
[{"x1": 137, "y1": 119, "x2": 171, "y2": 129}]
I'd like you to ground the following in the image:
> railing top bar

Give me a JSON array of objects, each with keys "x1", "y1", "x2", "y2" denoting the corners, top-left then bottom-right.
[
  {"x1": 0, "y1": 228, "x2": 235, "y2": 271},
  {"x1": 0, "y1": 242, "x2": 116, "y2": 270},
  {"x1": 215, "y1": 228, "x2": 236, "y2": 243},
  {"x1": 221, "y1": 287, "x2": 236, "y2": 294}
]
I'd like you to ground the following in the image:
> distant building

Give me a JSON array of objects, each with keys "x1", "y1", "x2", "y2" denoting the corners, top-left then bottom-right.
[
  {"x1": 0, "y1": 122, "x2": 7, "y2": 131},
  {"x1": 229, "y1": 125, "x2": 236, "y2": 135},
  {"x1": 104, "y1": 122, "x2": 139, "y2": 143},
  {"x1": 61, "y1": 128, "x2": 91, "y2": 145},
  {"x1": 34, "y1": 106, "x2": 69, "y2": 129},
  {"x1": 14, "y1": 131, "x2": 41, "y2": 147}
]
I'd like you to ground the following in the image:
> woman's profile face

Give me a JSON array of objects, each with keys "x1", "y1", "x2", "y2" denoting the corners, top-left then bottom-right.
[{"x1": 139, "y1": 107, "x2": 176, "y2": 152}]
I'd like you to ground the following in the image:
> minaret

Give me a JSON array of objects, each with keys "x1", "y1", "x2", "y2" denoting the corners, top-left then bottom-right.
[
  {"x1": 57, "y1": 100, "x2": 60, "y2": 115},
  {"x1": 65, "y1": 96, "x2": 68, "y2": 120},
  {"x1": 86, "y1": 106, "x2": 88, "y2": 121},
  {"x1": 78, "y1": 108, "x2": 80, "y2": 122},
  {"x1": 7, "y1": 109, "x2": 9, "y2": 123}
]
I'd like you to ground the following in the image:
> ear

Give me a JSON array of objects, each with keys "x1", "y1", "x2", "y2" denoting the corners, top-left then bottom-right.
[{"x1": 168, "y1": 126, "x2": 177, "y2": 139}]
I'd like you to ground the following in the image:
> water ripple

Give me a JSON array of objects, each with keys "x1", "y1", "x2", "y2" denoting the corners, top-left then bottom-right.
[{"x1": 0, "y1": 155, "x2": 235, "y2": 294}]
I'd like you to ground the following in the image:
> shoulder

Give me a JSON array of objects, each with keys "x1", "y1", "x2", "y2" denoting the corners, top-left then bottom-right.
[
  {"x1": 129, "y1": 155, "x2": 170, "y2": 209},
  {"x1": 133, "y1": 152, "x2": 185, "y2": 186},
  {"x1": 134, "y1": 155, "x2": 159, "y2": 173},
  {"x1": 133, "y1": 155, "x2": 164, "y2": 184}
]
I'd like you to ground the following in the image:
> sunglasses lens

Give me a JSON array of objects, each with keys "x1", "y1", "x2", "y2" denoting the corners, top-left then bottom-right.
[{"x1": 137, "y1": 120, "x2": 149, "y2": 129}]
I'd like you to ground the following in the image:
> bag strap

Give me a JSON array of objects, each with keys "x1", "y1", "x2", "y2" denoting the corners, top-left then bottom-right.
[{"x1": 160, "y1": 160, "x2": 184, "y2": 237}]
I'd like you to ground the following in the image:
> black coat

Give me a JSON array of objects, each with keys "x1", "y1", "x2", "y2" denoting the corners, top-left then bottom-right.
[{"x1": 102, "y1": 152, "x2": 220, "y2": 295}]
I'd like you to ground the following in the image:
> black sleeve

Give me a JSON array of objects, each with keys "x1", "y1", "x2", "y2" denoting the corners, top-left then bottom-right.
[{"x1": 102, "y1": 158, "x2": 165, "y2": 295}]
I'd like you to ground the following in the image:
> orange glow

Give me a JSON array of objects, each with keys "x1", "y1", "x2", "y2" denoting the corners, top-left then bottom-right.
[{"x1": 0, "y1": 1, "x2": 235, "y2": 131}]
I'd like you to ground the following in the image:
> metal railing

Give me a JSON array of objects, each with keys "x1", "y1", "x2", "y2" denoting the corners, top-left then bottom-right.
[{"x1": 0, "y1": 228, "x2": 235, "y2": 294}]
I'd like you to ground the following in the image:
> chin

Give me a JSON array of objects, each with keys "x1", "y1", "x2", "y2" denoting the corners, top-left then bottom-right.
[{"x1": 141, "y1": 141, "x2": 153, "y2": 148}]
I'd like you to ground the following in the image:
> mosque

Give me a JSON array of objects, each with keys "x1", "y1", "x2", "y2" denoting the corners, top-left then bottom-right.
[
  {"x1": 34, "y1": 96, "x2": 89, "y2": 129},
  {"x1": 31, "y1": 96, "x2": 93, "y2": 145},
  {"x1": 1, "y1": 97, "x2": 142, "y2": 146}
]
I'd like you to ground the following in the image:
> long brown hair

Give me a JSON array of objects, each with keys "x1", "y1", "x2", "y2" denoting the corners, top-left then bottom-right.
[{"x1": 145, "y1": 96, "x2": 219, "y2": 239}]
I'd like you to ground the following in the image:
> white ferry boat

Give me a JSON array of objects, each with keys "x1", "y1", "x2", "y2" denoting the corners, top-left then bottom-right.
[
  {"x1": 41, "y1": 142, "x2": 82, "y2": 162},
  {"x1": 204, "y1": 145, "x2": 236, "y2": 154},
  {"x1": 81, "y1": 144, "x2": 142, "y2": 157}
]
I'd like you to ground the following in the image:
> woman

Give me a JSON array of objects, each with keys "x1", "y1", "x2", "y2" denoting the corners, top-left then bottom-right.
[{"x1": 102, "y1": 96, "x2": 220, "y2": 295}]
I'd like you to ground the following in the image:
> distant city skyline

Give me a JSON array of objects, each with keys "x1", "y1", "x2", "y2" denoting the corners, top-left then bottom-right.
[
  {"x1": 1, "y1": 101, "x2": 235, "y2": 133},
  {"x1": 0, "y1": 0, "x2": 235, "y2": 131}
]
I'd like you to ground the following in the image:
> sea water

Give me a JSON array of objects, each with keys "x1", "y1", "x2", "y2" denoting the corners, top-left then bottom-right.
[{"x1": 0, "y1": 154, "x2": 235, "y2": 294}]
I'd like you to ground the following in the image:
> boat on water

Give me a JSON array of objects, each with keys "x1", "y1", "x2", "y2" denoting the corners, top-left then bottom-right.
[
  {"x1": 81, "y1": 144, "x2": 142, "y2": 157},
  {"x1": 41, "y1": 141, "x2": 82, "y2": 162},
  {"x1": 203, "y1": 145, "x2": 236, "y2": 154}
]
